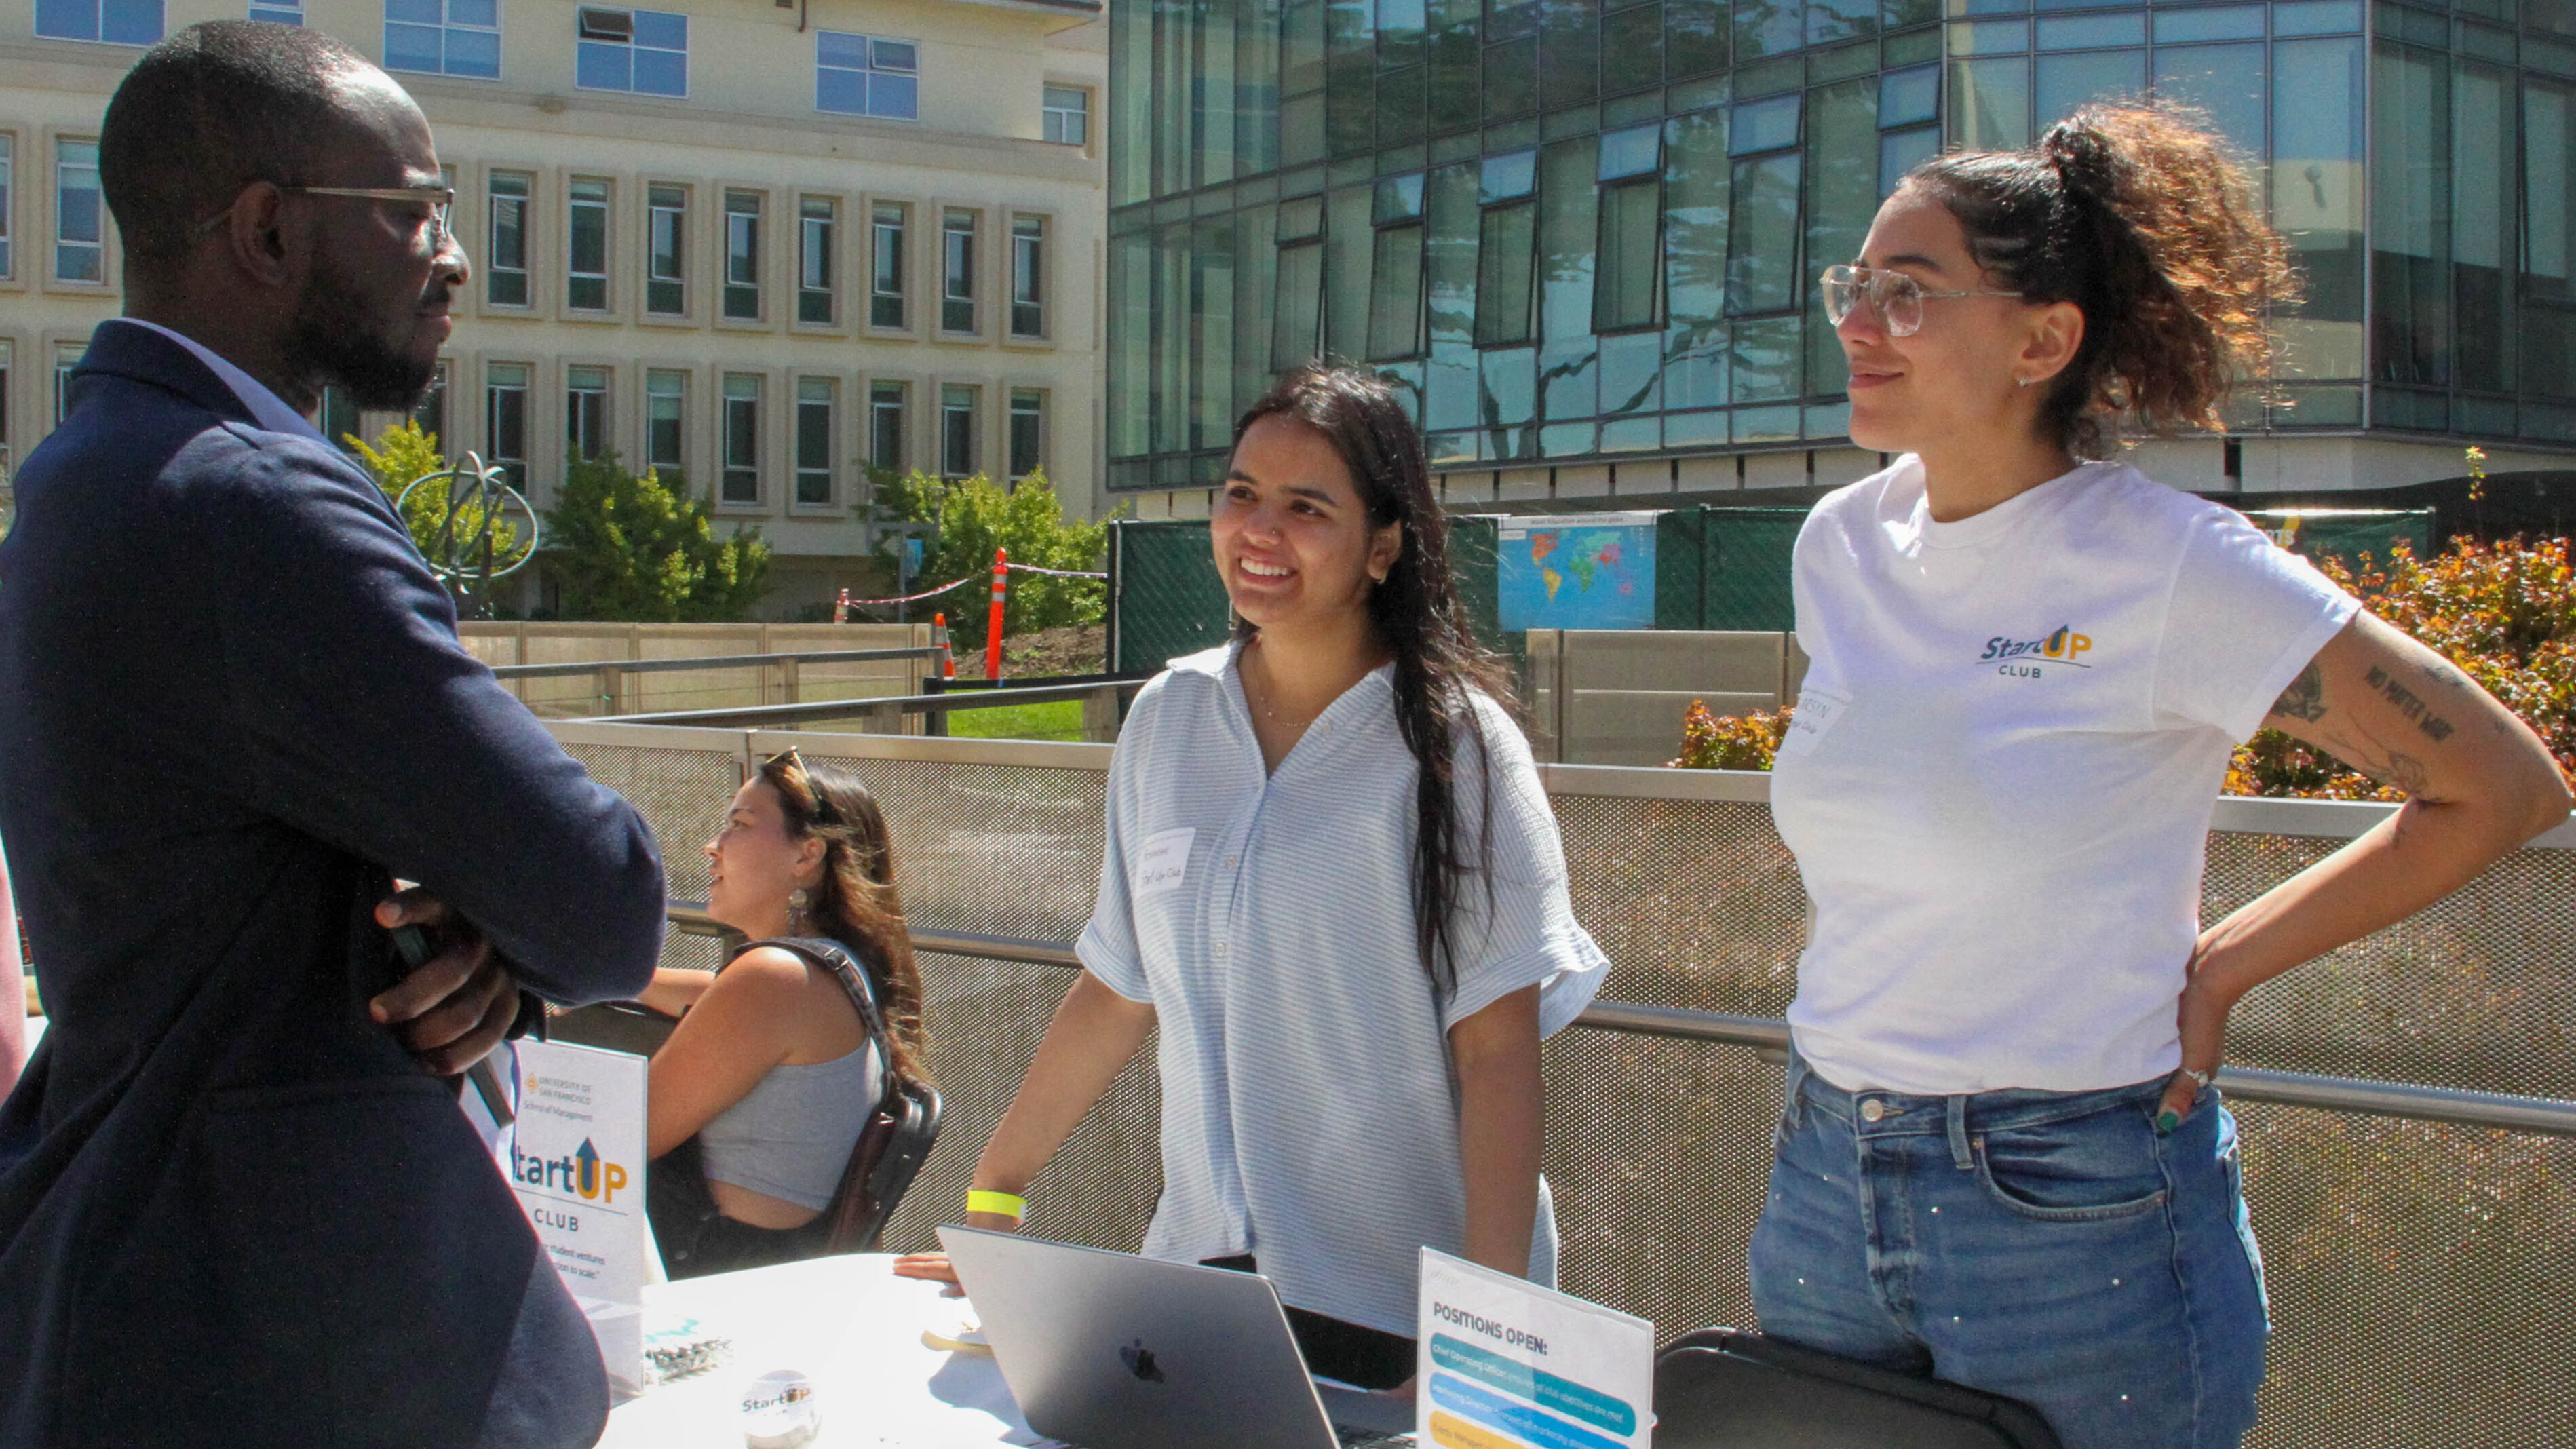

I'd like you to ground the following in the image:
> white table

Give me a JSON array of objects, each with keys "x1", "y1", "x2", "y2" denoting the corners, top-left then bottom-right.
[{"x1": 598, "y1": 1254, "x2": 1045, "y2": 1448}]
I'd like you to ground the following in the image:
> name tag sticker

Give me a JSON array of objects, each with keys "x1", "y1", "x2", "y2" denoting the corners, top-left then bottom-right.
[
  {"x1": 1134, "y1": 827, "x2": 1197, "y2": 901},
  {"x1": 1774, "y1": 689, "x2": 1850, "y2": 760}
]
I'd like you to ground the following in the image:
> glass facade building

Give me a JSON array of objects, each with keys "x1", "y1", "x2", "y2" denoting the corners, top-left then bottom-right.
[{"x1": 1103, "y1": 0, "x2": 2576, "y2": 494}]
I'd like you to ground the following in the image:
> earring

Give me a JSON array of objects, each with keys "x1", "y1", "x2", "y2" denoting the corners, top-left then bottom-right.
[
  {"x1": 787, "y1": 886, "x2": 814, "y2": 934},
  {"x1": 2015, "y1": 375, "x2": 2035, "y2": 389}
]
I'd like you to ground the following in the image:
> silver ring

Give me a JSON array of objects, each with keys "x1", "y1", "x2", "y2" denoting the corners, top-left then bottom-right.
[{"x1": 2181, "y1": 1068, "x2": 2213, "y2": 1091}]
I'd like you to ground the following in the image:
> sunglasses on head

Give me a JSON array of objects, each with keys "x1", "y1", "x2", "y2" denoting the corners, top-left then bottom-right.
[{"x1": 764, "y1": 747, "x2": 845, "y2": 828}]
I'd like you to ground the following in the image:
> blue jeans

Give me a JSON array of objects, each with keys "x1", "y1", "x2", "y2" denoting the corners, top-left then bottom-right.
[{"x1": 1749, "y1": 1054, "x2": 2269, "y2": 1449}]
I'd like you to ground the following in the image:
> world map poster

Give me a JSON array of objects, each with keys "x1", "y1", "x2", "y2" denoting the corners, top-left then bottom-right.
[{"x1": 1497, "y1": 512, "x2": 1659, "y2": 632}]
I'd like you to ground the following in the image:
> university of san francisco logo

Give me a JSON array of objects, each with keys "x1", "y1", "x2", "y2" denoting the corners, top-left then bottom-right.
[{"x1": 1978, "y1": 625, "x2": 2094, "y2": 678}]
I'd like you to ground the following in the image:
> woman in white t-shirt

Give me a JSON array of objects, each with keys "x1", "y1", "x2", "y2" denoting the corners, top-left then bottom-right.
[
  {"x1": 896, "y1": 365, "x2": 1607, "y2": 1388},
  {"x1": 1753, "y1": 104, "x2": 2570, "y2": 1449}
]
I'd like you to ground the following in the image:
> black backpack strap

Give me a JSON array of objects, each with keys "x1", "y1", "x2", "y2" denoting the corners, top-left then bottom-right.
[{"x1": 736, "y1": 935, "x2": 892, "y2": 1055}]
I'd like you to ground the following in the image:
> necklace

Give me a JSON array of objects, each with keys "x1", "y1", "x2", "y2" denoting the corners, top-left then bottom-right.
[{"x1": 1244, "y1": 640, "x2": 1316, "y2": 729}]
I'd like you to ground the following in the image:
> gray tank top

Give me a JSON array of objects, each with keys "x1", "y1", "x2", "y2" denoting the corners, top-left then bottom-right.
[{"x1": 696, "y1": 1036, "x2": 885, "y2": 1212}]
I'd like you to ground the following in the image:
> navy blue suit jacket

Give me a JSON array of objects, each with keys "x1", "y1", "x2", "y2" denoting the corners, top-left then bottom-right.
[{"x1": 0, "y1": 321, "x2": 668, "y2": 1447}]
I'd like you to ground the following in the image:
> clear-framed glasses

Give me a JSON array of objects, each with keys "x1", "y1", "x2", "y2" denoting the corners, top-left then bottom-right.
[
  {"x1": 193, "y1": 183, "x2": 456, "y2": 242},
  {"x1": 290, "y1": 185, "x2": 457, "y2": 244},
  {"x1": 1818, "y1": 263, "x2": 2021, "y2": 337}
]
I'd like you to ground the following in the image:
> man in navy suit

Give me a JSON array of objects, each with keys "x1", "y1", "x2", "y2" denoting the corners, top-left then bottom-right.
[{"x1": 0, "y1": 22, "x2": 667, "y2": 1446}]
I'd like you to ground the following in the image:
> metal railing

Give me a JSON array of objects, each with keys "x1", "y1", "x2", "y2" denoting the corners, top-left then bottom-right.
[
  {"x1": 492, "y1": 646, "x2": 949, "y2": 719},
  {"x1": 558, "y1": 722, "x2": 2576, "y2": 1449},
  {"x1": 664, "y1": 902, "x2": 2576, "y2": 1140},
  {"x1": 581, "y1": 676, "x2": 1147, "y2": 734}
]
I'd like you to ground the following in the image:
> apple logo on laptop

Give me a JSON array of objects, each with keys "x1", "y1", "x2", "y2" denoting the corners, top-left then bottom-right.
[{"x1": 1119, "y1": 1338, "x2": 1166, "y2": 1383}]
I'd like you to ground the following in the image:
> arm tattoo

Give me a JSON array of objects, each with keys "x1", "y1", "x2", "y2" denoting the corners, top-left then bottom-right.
[
  {"x1": 2362, "y1": 665, "x2": 2456, "y2": 743},
  {"x1": 2270, "y1": 661, "x2": 2328, "y2": 723},
  {"x1": 2350, "y1": 747, "x2": 2431, "y2": 796}
]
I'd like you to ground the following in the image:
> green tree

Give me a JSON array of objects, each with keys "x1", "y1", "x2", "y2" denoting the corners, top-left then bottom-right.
[
  {"x1": 351, "y1": 420, "x2": 525, "y2": 567},
  {"x1": 544, "y1": 455, "x2": 771, "y2": 621},
  {"x1": 872, "y1": 468, "x2": 1111, "y2": 634}
]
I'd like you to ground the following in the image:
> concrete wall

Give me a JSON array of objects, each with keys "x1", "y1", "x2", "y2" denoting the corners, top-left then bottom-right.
[{"x1": 459, "y1": 619, "x2": 936, "y2": 717}]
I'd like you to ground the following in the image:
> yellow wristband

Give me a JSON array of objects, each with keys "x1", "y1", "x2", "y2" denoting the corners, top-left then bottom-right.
[{"x1": 967, "y1": 1190, "x2": 1027, "y2": 1221}]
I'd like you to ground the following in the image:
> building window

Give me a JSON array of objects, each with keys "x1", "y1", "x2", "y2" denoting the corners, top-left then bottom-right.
[
  {"x1": 815, "y1": 32, "x2": 920, "y2": 120},
  {"x1": 1726, "y1": 94, "x2": 1804, "y2": 317},
  {"x1": 1368, "y1": 173, "x2": 1425, "y2": 362},
  {"x1": 0, "y1": 341, "x2": 12, "y2": 479},
  {"x1": 942, "y1": 209, "x2": 977, "y2": 333},
  {"x1": 799, "y1": 197, "x2": 837, "y2": 325},
  {"x1": 566, "y1": 365, "x2": 609, "y2": 462},
  {"x1": 720, "y1": 372, "x2": 761, "y2": 503},
  {"x1": 870, "y1": 203, "x2": 908, "y2": 328},
  {"x1": 249, "y1": 0, "x2": 301, "y2": 24},
  {"x1": 484, "y1": 362, "x2": 529, "y2": 489},
  {"x1": 723, "y1": 189, "x2": 761, "y2": 321},
  {"x1": 35, "y1": 0, "x2": 162, "y2": 45},
  {"x1": 1594, "y1": 126, "x2": 1663, "y2": 332},
  {"x1": 869, "y1": 381, "x2": 906, "y2": 471},
  {"x1": 1473, "y1": 151, "x2": 1538, "y2": 347},
  {"x1": 0, "y1": 137, "x2": 12, "y2": 278},
  {"x1": 568, "y1": 178, "x2": 610, "y2": 311},
  {"x1": 486, "y1": 170, "x2": 531, "y2": 307},
  {"x1": 647, "y1": 183, "x2": 686, "y2": 316},
  {"x1": 575, "y1": 7, "x2": 685, "y2": 96},
  {"x1": 940, "y1": 383, "x2": 976, "y2": 478},
  {"x1": 645, "y1": 368, "x2": 686, "y2": 480},
  {"x1": 1043, "y1": 85, "x2": 1090, "y2": 146},
  {"x1": 1878, "y1": 64, "x2": 1941, "y2": 198},
  {"x1": 794, "y1": 377, "x2": 835, "y2": 505},
  {"x1": 1008, "y1": 389, "x2": 1044, "y2": 480},
  {"x1": 1009, "y1": 216, "x2": 1046, "y2": 339},
  {"x1": 412, "y1": 361, "x2": 448, "y2": 447},
  {"x1": 385, "y1": 0, "x2": 501, "y2": 81},
  {"x1": 54, "y1": 140, "x2": 104, "y2": 284},
  {"x1": 54, "y1": 345, "x2": 83, "y2": 426},
  {"x1": 318, "y1": 387, "x2": 360, "y2": 451}
]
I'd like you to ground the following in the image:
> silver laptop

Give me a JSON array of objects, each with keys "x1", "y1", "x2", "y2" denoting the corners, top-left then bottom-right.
[{"x1": 939, "y1": 1225, "x2": 1416, "y2": 1449}]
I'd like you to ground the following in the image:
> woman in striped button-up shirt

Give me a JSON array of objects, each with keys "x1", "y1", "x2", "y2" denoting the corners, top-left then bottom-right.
[{"x1": 899, "y1": 364, "x2": 1607, "y2": 1387}]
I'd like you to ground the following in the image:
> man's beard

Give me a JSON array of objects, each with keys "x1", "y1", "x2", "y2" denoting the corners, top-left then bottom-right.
[{"x1": 280, "y1": 253, "x2": 440, "y2": 411}]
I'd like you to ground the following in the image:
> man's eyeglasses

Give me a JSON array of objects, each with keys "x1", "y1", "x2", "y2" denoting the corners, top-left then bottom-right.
[
  {"x1": 193, "y1": 184, "x2": 456, "y2": 242},
  {"x1": 1818, "y1": 264, "x2": 2022, "y2": 338}
]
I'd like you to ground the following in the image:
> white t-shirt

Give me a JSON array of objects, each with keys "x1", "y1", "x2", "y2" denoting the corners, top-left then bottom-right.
[{"x1": 1771, "y1": 457, "x2": 2360, "y2": 1094}]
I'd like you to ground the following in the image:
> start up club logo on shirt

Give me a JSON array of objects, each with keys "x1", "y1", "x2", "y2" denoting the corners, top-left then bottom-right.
[{"x1": 1977, "y1": 625, "x2": 2094, "y2": 678}]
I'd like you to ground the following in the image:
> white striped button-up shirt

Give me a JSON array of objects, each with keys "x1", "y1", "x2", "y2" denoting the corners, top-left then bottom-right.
[{"x1": 1077, "y1": 641, "x2": 1609, "y2": 1337}]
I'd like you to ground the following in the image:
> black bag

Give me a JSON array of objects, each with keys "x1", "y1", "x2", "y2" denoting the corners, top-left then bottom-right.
[
  {"x1": 1654, "y1": 1328, "x2": 2064, "y2": 1449},
  {"x1": 748, "y1": 936, "x2": 944, "y2": 1254}
]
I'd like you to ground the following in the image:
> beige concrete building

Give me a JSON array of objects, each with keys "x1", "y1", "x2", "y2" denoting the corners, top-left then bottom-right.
[{"x1": 0, "y1": 0, "x2": 1105, "y2": 617}]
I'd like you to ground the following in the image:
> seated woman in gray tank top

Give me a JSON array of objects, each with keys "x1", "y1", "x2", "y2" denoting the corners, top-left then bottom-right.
[{"x1": 640, "y1": 750, "x2": 933, "y2": 1279}]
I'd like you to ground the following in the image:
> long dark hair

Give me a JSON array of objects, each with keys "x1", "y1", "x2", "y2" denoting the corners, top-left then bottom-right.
[
  {"x1": 1231, "y1": 364, "x2": 1518, "y2": 994},
  {"x1": 757, "y1": 752, "x2": 933, "y2": 1084},
  {"x1": 1904, "y1": 102, "x2": 2298, "y2": 459}
]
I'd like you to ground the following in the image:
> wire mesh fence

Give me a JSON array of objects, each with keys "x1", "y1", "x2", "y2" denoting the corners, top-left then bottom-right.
[{"x1": 552, "y1": 726, "x2": 2576, "y2": 1449}]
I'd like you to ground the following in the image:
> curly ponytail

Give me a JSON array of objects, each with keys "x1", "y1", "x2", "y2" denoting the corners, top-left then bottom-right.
[{"x1": 1904, "y1": 102, "x2": 2299, "y2": 458}]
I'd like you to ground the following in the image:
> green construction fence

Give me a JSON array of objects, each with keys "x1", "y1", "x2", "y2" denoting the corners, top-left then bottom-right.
[{"x1": 1107, "y1": 505, "x2": 2429, "y2": 665}]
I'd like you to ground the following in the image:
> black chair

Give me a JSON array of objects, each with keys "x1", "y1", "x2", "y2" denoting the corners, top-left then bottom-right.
[{"x1": 1655, "y1": 1328, "x2": 2064, "y2": 1449}]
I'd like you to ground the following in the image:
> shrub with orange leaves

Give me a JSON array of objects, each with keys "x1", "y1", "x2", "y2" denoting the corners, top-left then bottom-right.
[
  {"x1": 1671, "y1": 699, "x2": 1795, "y2": 770},
  {"x1": 2227, "y1": 535, "x2": 2576, "y2": 798}
]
